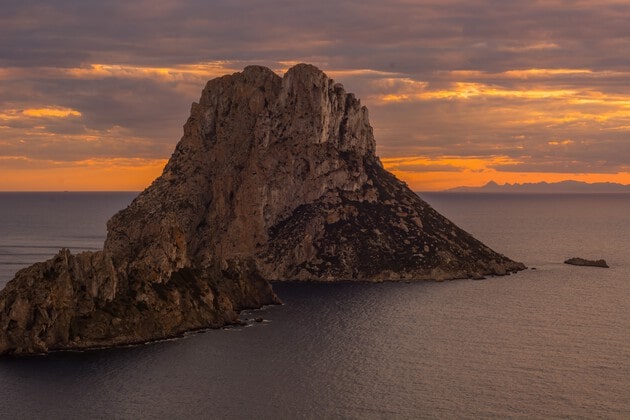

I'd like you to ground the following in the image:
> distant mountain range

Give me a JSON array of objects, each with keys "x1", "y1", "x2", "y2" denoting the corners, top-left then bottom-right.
[{"x1": 444, "y1": 180, "x2": 630, "y2": 193}]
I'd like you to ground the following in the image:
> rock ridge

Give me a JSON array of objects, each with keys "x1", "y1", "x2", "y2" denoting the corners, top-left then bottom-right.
[{"x1": 0, "y1": 63, "x2": 525, "y2": 355}]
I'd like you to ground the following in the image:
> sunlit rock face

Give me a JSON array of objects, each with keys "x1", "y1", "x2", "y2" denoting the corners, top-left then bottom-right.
[{"x1": 0, "y1": 64, "x2": 524, "y2": 355}]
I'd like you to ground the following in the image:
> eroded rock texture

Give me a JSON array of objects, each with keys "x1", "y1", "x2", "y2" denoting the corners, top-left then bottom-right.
[{"x1": 0, "y1": 64, "x2": 524, "y2": 355}]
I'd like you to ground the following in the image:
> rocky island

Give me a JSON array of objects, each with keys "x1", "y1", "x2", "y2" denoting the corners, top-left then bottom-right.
[
  {"x1": 564, "y1": 257, "x2": 609, "y2": 268},
  {"x1": 0, "y1": 64, "x2": 525, "y2": 355}
]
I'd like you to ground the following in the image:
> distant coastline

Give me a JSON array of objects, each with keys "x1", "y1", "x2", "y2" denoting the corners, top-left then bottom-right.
[{"x1": 438, "y1": 180, "x2": 630, "y2": 194}]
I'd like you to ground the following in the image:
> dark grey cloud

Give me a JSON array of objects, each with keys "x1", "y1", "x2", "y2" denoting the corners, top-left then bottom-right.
[{"x1": 3, "y1": 0, "x2": 630, "y2": 70}]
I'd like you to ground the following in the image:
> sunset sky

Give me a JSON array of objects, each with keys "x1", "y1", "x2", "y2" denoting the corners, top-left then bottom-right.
[{"x1": 2, "y1": 0, "x2": 630, "y2": 191}]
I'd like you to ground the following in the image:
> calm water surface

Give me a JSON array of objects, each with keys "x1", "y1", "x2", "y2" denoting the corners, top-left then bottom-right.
[
  {"x1": 0, "y1": 192, "x2": 628, "y2": 418},
  {"x1": 0, "y1": 192, "x2": 137, "y2": 286}
]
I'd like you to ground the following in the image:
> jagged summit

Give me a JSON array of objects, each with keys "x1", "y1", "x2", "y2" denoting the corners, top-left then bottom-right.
[{"x1": 0, "y1": 64, "x2": 525, "y2": 355}]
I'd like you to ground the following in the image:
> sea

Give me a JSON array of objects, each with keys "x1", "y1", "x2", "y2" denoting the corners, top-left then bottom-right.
[{"x1": 0, "y1": 192, "x2": 628, "y2": 419}]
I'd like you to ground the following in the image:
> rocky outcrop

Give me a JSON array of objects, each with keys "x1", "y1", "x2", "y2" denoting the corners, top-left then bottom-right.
[
  {"x1": 0, "y1": 64, "x2": 525, "y2": 355},
  {"x1": 564, "y1": 257, "x2": 609, "y2": 268},
  {"x1": 0, "y1": 250, "x2": 277, "y2": 354}
]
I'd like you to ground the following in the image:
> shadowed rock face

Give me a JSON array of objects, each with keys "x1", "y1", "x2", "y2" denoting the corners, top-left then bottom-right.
[{"x1": 0, "y1": 64, "x2": 525, "y2": 355}]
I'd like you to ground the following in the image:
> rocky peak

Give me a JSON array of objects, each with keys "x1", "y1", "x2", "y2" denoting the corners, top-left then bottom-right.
[{"x1": 105, "y1": 62, "x2": 380, "y2": 276}]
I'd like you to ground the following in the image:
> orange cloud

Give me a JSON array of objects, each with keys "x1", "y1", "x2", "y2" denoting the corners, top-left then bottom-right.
[
  {"x1": 547, "y1": 139, "x2": 574, "y2": 146},
  {"x1": 500, "y1": 42, "x2": 561, "y2": 52},
  {"x1": 374, "y1": 81, "x2": 577, "y2": 103},
  {"x1": 501, "y1": 68, "x2": 591, "y2": 78},
  {"x1": 382, "y1": 156, "x2": 520, "y2": 172},
  {"x1": 22, "y1": 107, "x2": 82, "y2": 118},
  {"x1": 367, "y1": 68, "x2": 630, "y2": 109},
  {"x1": 64, "y1": 62, "x2": 240, "y2": 82},
  {"x1": 0, "y1": 107, "x2": 82, "y2": 120}
]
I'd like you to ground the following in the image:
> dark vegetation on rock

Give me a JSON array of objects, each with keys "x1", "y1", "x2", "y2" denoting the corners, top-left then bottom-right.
[
  {"x1": 564, "y1": 258, "x2": 609, "y2": 268},
  {"x1": 0, "y1": 64, "x2": 525, "y2": 355}
]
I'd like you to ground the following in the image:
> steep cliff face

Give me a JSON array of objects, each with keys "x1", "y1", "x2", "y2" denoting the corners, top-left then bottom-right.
[{"x1": 0, "y1": 64, "x2": 524, "y2": 355}]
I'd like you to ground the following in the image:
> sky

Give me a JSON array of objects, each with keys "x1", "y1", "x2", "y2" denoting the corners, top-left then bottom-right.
[{"x1": 2, "y1": 0, "x2": 630, "y2": 191}]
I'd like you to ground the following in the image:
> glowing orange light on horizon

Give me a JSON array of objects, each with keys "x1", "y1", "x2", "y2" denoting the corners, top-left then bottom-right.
[
  {"x1": 0, "y1": 158, "x2": 168, "y2": 191},
  {"x1": 381, "y1": 156, "x2": 630, "y2": 191}
]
